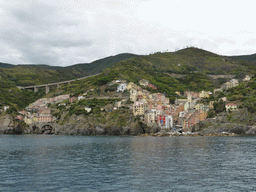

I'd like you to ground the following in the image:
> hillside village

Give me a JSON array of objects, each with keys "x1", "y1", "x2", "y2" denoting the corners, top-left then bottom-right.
[{"x1": 4, "y1": 74, "x2": 252, "y2": 132}]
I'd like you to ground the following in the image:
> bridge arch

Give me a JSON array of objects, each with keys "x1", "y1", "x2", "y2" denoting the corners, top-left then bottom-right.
[{"x1": 40, "y1": 124, "x2": 54, "y2": 134}]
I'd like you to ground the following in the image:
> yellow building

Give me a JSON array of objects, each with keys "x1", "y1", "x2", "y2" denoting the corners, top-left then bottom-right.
[
  {"x1": 144, "y1": 111, "x2": 156, "y2": 126},
  {"x1": 127, "y1": 82, "x2": 139, "y2": 90},
  {"x1": 199, "y1": 111, "x2": 207, "y2": 121},
  {"x1": 130, "y1": 89, "x2": 138, "y2": 102},
  {"x1": 199, "y1": 91, "x2": 210, "y2": 98},
  {"x1": 194, "y1": 103, "x2": 209, "y2": 112},
  {"x1": 133, "y1": 101, "x2": 147, "y2": 116},
  {"x1": 209, "y1": 101, "x2": 215, "y2": 109},
  {"x1": 32, "y1": 116, "x2": 38, "y2": 122},
  {"x1": 24, "y1": 117, "x2": 32, "y2": 125}
]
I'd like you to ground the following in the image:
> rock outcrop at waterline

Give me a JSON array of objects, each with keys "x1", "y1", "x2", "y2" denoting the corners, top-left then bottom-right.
[
  {"x1": 0, "y1": 114, "x2": 160, "y2": 135},
  {"x1": 1, "y1": 112, "x2": 256, "y2": 136},
  {"x1": 0, "y1": 115, "x2": 25, "y2": 134}
]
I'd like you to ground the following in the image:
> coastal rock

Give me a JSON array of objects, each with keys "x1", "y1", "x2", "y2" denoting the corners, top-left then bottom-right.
[
  {"x1": 0, "y1": 115, "x2": 12, "y2": 127},
  {"x1": 246, "y1": 126, "x2": 256, "y2": 135}
]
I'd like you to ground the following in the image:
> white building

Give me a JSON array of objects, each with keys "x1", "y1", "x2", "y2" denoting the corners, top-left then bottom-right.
[
  {"x1": 225, "y1": 103, "x2": 238, "y2": 111},
  {"x1": 139, "y1": 79, "x2": 149, "y2": 87},
  {"x1": 85, "y1": 107, "x2": 92, "y2": 113},
  {"x1": 117, "y1": 83, "x2": 127, "y2": 92},
  {"x1": 243, "y1": 75, "x2": 251, "y2": 82},
  {"x1": 165, "y1": 116, "x2": 173, "y2": 129},
  {"x1": 4, "y1": 106, "x2": 9, "y2": 111},
  {"x1": 78, "y1": 95, "x2": 85, "y2": 101}
]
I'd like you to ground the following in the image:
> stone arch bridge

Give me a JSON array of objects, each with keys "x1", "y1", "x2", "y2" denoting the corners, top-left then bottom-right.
[{"x1": 30, "y1": 122, "x2": 56, "y2": 134}]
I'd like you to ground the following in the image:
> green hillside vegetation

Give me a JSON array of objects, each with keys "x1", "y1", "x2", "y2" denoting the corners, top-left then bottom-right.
[
  {"x1": 1, "y1": 48, "x2": 255, "y2": 88},
  {"x1": 0, "y1": 75, "x2": 43, "y2": 114},
  {"x1": 52, "y1": 67, "x2": 225, "y2": 104},
  {"x1": 0, "y1": 62, "x2": 15, "y2": 68},
  {"x1": 204, "y1": 75, "x2": 256, "y2": 121},
  {"x1": 143, "y1": 48, "x2": 253, "y2": 75},
  {"x1": 0, "y1": 53, "x2": 138, "y2": 86},
  {"x1": 67, "y1": 53, "x2": 138, "y2": 75},
  {"x1": 1, "y1": 47, "x2": 256, "y2": 112},
  {"x1": 44, "y1": 49, "x2": 254, "y2": 100}
]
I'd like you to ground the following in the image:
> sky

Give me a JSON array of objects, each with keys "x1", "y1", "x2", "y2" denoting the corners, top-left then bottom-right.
[{"x1": 0, "y1": 0, "x2": 255, "y2": 66}]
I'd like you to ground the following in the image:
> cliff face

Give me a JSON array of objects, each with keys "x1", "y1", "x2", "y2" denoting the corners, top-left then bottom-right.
[
  {"x1": 51, "y1": 112, "x2": 159, "y2": 136},
  {"x1": 191, "y1": 109, "x2": 256, "y2": 135},
  {"x1": 1, "y1": 108, "x2": 255, "y2": 136},
  {"x1": 0, "y1": 111, "x2": 159, "y2": 135},
  {"x1": 0, "y1": 115, "x2": 30, "y2": 134}
]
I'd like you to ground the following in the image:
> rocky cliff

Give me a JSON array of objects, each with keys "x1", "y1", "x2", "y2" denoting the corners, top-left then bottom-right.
[
  {"x1": 0, "y1": 111, "x2": 160, "y2": 135},
  {"x1": 0, "y1": 115, "x2": 29, "y2": 134}
]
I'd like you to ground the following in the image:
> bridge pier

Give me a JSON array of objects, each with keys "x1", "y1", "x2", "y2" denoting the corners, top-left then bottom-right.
[
  {"x1": 57, "y1": 84, "x2": 61, "y2": 89},
  {"x1": 34, "y1": 86, "x2": 38, "y2": 92},
  {"x1": 46, "y1": 86, "x2": 50, "y2": 94}
]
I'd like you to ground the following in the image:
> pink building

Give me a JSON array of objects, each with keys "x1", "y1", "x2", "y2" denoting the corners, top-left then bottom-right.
[
  {"x1": 15, "y1": 115, "x2": 23, "y2": 121},
  {"x1": 69, "y1": 97, "x2": 77, "y2": 104},
  {"x1": 157, "y1": 93, "x2": 162, "y2": 101},
  {"x1": 185, "y1": 91, "x2": 200, "y2": 98},
  {"x1": 156, "y1": 104, "x2": 163, "y2": 112},
  {"x1": 137, "y1": 95, "x2": 143, "y2": 99},
  {"x1": 147, "y1": 84, "x2": 157, "y2": 90},
  {"x1": 38, "y1": 116, "x2": 53, "y2": 122},
  {"x1": 148, "y1": 101, "x2": 153, "y2": 111}
]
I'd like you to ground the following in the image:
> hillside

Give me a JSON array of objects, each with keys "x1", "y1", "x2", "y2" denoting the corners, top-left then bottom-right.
[
  {"x1": 0, "y1": 53, "x2": 138, "y2": 111},
  {"x1": 0, "y1": 53, "x2": 137, "y2": 86},
  {"x1": 1, "y1": 48, "x2": 256, "y2": 88},
  {"x1": 67, "y1": 53, "x2": 138, "y2": 76},
  {"x1": 0, "y1": 62, "x2": 15, "y2": 68},
  {"x1": 0, "y1": 47, "x2": 256, "y2": 111},
  {"x1": 137, "y1": 47, "x2": 254, "y2": 75},
  {"x1": 231, "y1": 53, "x2": 256, "y2": 63},
  {"x1": 0, "y1": 74, "x2": 43, "y2": 112}
]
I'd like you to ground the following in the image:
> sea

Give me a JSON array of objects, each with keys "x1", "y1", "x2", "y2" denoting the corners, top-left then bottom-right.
[{"x1": 0, "y1": 135, "x2": 256, "y2": 191}]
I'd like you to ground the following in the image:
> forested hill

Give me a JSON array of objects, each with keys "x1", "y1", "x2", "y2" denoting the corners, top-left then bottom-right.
[
  {"x1": 1, "y1": 48, "x2": 256, "y2": 87},
  {"x1": 131, "y1": 47, "x2": 256, "y2": 75},
  {"x1": 55, "y1": 48, "x2": 256, "y2": 103},
  {"x1": 0, "y1": 73, "x2": 43, "y2": 112},
  {"x1": 66, "y1": 53, "x2": 138, "y2": 76},
  {"x1": 1, "y1": 47, "x2": 256, "y2": 112},
  {"x1": 231, "y1": 53, "x2": 256, "y2": 63},
  {"x1": 0, "y1": 53, "x2": 138, "y2": 111},
  {"x1": 0, "y1": 53, "x2": 138, "y2": 86}
]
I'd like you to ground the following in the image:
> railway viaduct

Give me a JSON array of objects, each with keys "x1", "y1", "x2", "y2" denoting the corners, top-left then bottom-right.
[{"x1": 17, "y1": 74, "x2": 99, "y2": 94}]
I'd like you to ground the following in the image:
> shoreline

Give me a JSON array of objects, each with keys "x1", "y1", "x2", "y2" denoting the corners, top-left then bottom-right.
[
  {"x1": 139, "y1": 132, "x2": 238, "y2": 137},
  {"x1": 0, "y1": 128, "x2": 242, "y2": 137}
]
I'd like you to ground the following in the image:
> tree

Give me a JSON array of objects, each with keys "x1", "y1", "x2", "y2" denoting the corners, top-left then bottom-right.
[
  {"x1": 213, "y1": 100, "x2": 226, "y2": 113},
  {"x1": 6, "y1": 106, "x2": 18, "y2": 115}
]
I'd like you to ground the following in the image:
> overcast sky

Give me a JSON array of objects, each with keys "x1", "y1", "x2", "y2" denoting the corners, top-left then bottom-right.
[{"x1": 0, "y1": 0, "x2": 255, "y2": 66}]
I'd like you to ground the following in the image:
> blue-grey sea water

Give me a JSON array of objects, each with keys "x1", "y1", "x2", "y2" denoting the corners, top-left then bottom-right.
[{"x1": 0, "y1": 135, "x2": 256, "y2": 191}]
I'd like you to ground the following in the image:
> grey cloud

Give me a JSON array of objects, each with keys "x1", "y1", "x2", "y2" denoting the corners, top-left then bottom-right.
[
  {"x1": 45, "y1": 39, "x2": 92, "y2": 48},
  {"x1": 10, "y1": 2, "x2": 81, "y2": 31},
  {"x1": 0, "y1": 1, "x2": 96, "y2": 65},
  {"x1": 0, "y1": 27, "x2": 93, "y2": 65},
  {"x1": 11, "y1": 3, "x2": 55, "y2": 26}
]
